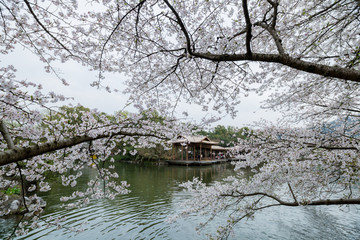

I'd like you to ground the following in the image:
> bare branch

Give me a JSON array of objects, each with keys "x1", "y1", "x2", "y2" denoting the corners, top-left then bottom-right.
[
  {"x1": 287, "y1": 183, "x2": 298, "y2": 204},
  {"x1": 228, "y1": 28, "x2": 247, "y2": 41},
  {"x1": 98, "y1": 0, "x2": 146, "y2": 83}
]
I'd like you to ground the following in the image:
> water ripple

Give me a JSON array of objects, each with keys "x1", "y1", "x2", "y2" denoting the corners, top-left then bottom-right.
[{"x1": 2, "y1": 163, "x2": 359, "y2": 240}]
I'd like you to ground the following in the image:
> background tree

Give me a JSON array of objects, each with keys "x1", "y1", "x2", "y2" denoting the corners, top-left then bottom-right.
[{"x1": 197, "y1": 125, "x2": 250, "y2": 147}]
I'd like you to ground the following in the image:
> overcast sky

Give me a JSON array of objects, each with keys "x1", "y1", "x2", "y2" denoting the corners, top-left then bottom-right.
[{"x1": 3, "y1": 47, "x2": 282, "y2": 128}]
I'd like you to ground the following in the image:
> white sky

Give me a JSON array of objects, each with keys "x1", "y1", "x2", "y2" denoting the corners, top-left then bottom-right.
[{"x1": 2, "y1": 47, "x2": 282, "y2": 129}]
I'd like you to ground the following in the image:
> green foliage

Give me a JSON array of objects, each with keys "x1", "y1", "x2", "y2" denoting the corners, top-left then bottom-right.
[
  {"x1": 1, "y1": 186, "x2": 21, "y2": 195},
  {"x1": 112, "y1": 110, "x2": 171, "y2": 162},
  {"x1": 136, "y1": 144, "x2": 171, "y2": 161},
  {"x1": 112, "y1": 143, "x2": 136, "y2": 161},
  {"x1": 42, "y1": 106, "x2": 171, "y2": 162},
  {"x1": 197, "y1": 125, "x2": 251, "y2": 147},
  {"x1": 140, "y1": 109, "x2": 166, "y2": 124}
]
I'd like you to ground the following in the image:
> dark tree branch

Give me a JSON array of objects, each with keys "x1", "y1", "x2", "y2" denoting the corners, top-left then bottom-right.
[
  {"x1": 251, "y1": 137, "x2": 360, "y2": 151},
  {"x1": 163, "y1": 0, "x2": 193, "y2": 54},
  {"x1": 189, "y1": 52, "x2": 360, "y2": 82},
  {"x1": 16, "y1": 162, "x2": 29, "y2": 213},
  {"x1": 0, "y1": 128, "x2": 168, "y2": 167},
  {"x1": 98, "y1": 0, "x2": 146, "y2": 83},
  {"x1": 23, "y1": 0, "x2": 73, "y2": 56},
  {"x1": 102, "y1": 0, "x2": 146, "y2": 52},
  {"x1": 134, "y1": 1, "x2": 145, "y2": 50},
  {"x1": 0, "y1": 120, "x2": 15, "y2": 149},
  {"x1": 254, "y1": 21, "x2": 285, "y2": 55},
  {"x1": 297, "y1": 101, "x2": 360, "y2": 114},
  {"x1": 202, "y1": 61, "x2": 220, "y2": 90},
  {"x1": 161, "y1": 1, "x2": 359, "y2": 81},
  {"x1": 0, "y1": 121, "x2": 29, "y2": 239},
  {"x1": 138, "y1": 55, "x2": 184, "y2": 95},
  {"x1": 305, "y1": 0, "x2": 345, "y2": 23},
  {"x1": 0, "y1": 6, "x2": 8, "y2": 41},
  {"x1": 266, "y1": 0, "x2": 278, "y2": 28},
  {"x1": 242, "y1": 0, "x2": 252, "y2": 56},
  {"x1": 307, "y1": 198, "x2": 360, "y2": 206},
  {"x1": 228, "y1": 28, "x2": 247, "y2": 41},
  {"x1": 287, "y1": 183, "x2": 298, "y2": 204},
  {"x1": 7, "y1": 215, "x2": 25, "y2": 240},
  {"x1": 223, "y1": 191, "x2": 360, "y2": 206},
  {"x1": 307, "y1": 144, "x2": 359, "y2": 151}
]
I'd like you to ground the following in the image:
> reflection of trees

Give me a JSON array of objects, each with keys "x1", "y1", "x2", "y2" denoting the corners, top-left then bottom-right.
[
  {"x1": 116, "y1": 163, "x2": 175, "y2": 203},
  {"x1": 38, "y1": 167, "x2": 98, "y2": 211},
  {"x1": 164, "y1": 163, "x2": 235, "y2": 184},
  {"x1": 0, "y1": 162, "x2": 236, "y2": 239},
  {"x1": 115, "y1": 162, "x2": 235, "y2": 203},
  {"x1": 0, "y1": 166, "x2": 100, "y2": 239}
]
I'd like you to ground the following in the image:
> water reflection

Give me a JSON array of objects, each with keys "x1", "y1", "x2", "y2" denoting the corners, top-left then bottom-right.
[{"x1": 1, "y1": 162, "x2": 359, "y2": 240}]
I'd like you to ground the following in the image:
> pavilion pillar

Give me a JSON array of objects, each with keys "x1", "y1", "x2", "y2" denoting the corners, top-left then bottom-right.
[
  {"x1": 181, "y1": 145, "x2": 183, "y2": 161},
  {"x1": 172, "y1": 143, "x2": 175, "y2": 160},
  {"x1": 186, "y1": 145, "x2": 189, "y2": 161},
  {"x1": 193, "y1": 145, "x2": 195, "y2": 160},
  {"x1": 200, "y1": 144, "x2": 202, "y2": 161}
]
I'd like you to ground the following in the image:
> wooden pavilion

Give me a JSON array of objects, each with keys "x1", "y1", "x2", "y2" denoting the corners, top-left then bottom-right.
[{"x1": 169, "y1": 135, "x2": 229, "y2": 163}]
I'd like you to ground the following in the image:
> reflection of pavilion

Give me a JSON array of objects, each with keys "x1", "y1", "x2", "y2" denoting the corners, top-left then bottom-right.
[{"x1": 167, "y1": 135, "x2": 231, "y2": 166}]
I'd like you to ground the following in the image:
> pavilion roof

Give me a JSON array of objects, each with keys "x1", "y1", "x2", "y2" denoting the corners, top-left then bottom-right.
[
  {"x1": 171, "y1": 135, "x2": 219, "y2": 145},
  {"x1": 211, "y1": 145, "x2": 229, "y2": 151}
]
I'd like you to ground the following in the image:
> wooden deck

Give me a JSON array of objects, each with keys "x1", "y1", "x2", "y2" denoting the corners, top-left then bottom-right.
[{"x1": 165, "y1": 158, "x2": 231, "y2": 166}]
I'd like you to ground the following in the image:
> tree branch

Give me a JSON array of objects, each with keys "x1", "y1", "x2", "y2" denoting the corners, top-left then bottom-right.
[
  {"x1": 266, "y1": 0, "x2": 278, "y2": 28},
  {"x1": 307, "y1": 198, "x2": 360, "y2": 206},
  {"x1": 189, "y1": 52, "x2": 360, "y2": 82},
  {"x1": 287, "y1": 183, "x2": 298, "y2": 204},
  {"x1": 163, "y1": 0, "x2": 193, "y2": 54},
  {"x1": 254, "y1": 21, "x2": 285, "y2": 55},
  {"x1": 98, "y1": 0, "x2": 146, "y2": 83},
  {"x1": 242, "y1": 0, "x2": 252, "y2": 56},
  {"x1": 23, "y1": 0, "x2": 73, "y2": 56},
  {"x1": 161, "y1": 0, "x2": 358, "y2": 81},
  {"x1": 0, "y1": 129, "x2": 167, "y2": 167},
  {"x1": 224, "y1": 191, "x2": 360, "y2": 206},
  {"x1": 0, "y1": 120, "x2": 15, "y2": 149}
]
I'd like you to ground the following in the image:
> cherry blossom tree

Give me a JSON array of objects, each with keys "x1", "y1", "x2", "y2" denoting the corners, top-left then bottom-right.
[
  {"x1": 1, "y1": 0, "x2": 360, "y2": 238},
  {"x1": 0, "y1": 74, "x2": 187, "y2": 236}
]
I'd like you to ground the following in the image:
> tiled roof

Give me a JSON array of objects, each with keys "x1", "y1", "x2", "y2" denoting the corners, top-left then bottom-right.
[
  {"x1": 211, "y1": 145, "x2": 228, "y2": 150},
  {"x1": 171, "y1": 135, "x2": 219, "y2": 145}
]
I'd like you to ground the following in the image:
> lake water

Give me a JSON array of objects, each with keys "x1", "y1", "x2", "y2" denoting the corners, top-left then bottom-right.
[{"x1": 1, "y1": 162, "x2": 360, "y2": 239}]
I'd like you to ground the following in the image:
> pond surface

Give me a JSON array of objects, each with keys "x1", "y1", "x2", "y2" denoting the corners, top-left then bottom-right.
[{"x1": 1, "y1": 162, "x2": 360, "y2": 240}]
